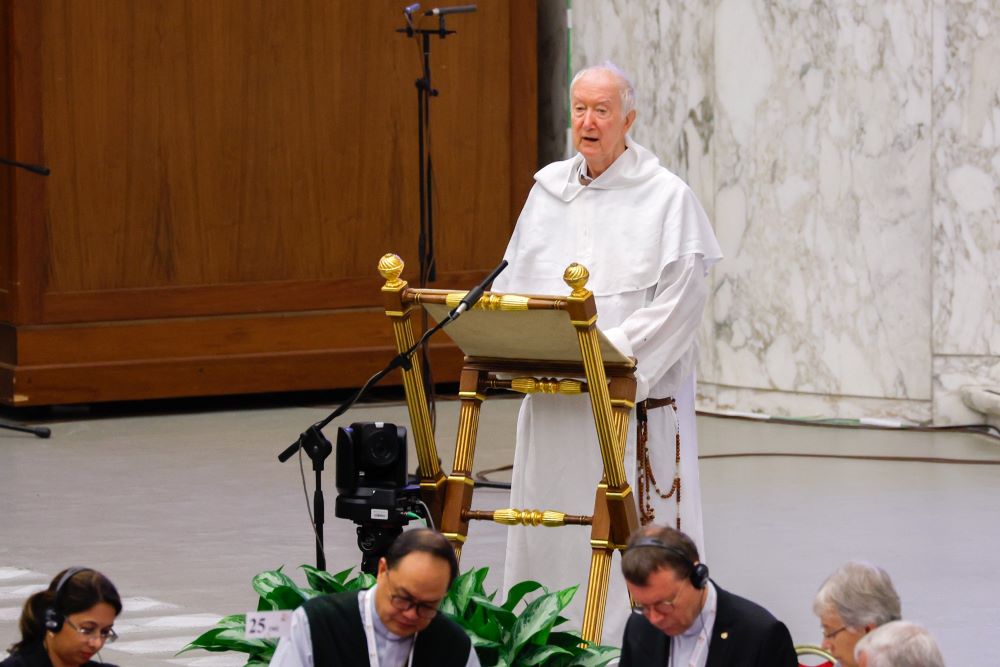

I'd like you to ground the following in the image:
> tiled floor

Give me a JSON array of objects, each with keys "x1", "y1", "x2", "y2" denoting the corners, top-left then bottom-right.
[{"x1": 1, "y1": 393, "x2": 998, "y2": 665}]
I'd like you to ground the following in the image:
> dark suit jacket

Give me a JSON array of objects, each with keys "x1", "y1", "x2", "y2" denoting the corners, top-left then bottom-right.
[
  {"x1": 0, "y1": 642, "x2": 116, "y2": 667},
  {"x1": 619, "y1": 582, "x2": 798, "y2": 667}
]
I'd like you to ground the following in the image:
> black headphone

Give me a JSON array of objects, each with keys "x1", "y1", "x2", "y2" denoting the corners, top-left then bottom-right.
[
  {"x1": 628, "y1": 537, "x2": 710, "y2": 589},
  {"x1": 44, "y1": 567, "x2": 91, "y2": 633}
]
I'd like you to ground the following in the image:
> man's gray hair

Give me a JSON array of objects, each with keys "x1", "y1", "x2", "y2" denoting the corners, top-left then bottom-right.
[
  {"x1": 570, "y1": 61, "x2": 636, "y2": 116},
  {"x1": 854, "y1": 620, "x2": 945, "y2": 667},
  {"x1": 812, "y1": 561, "x2": 901, "y2": 629}
]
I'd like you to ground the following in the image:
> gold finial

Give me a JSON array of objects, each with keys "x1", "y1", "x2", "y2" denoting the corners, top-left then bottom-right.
[
  {"x1": 563, "y1": 262, "x2": 591, "y2": 297},
  {"x1": 378, "y1": 253, "x2": 405, "y2": 288}
]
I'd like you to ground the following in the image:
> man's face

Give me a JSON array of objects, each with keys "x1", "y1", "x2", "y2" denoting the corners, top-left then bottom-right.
[
  {"x1": 625, "y1": 566, "x2": 706, "y2": 637},
  {"x1": 374, "y1": 551, "x2": 451, "y2": 637},
  {"x1": 819, "y1": 608, "x2": 867, "y2": 667},
  {"x1": 571, "y1": 69, "x2": 635, "y2": 178}
]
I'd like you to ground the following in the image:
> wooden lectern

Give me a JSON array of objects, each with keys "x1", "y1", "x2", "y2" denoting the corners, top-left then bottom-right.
[{"x1": 378, "y1": 253, "x2": 640, "y2": 644}]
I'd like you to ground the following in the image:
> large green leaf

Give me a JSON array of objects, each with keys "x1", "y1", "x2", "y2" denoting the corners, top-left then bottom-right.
[
  {"x1": 466, "y1": 631, "x2": 504, "y2": 650},
  {"x1": 438, "y1": 595, "x2": 460, "y2": 618},
  {"x1": 507, "y1": 587, "x2": 577, "y2": 659},
  {"x1": 345, "y1": 571, "x2": 376, "y2": 591},
  {"x1": 566, "y1": 646, "x2": 621, "y2": 667},
  {"x1": 473, "y1": 614, "x2": 505, "y2": 643},
  {"x1": 259, "y1": 583, "x2": 310, "y2": 611},
  {"x1": 179, "y1": 627, "x2": 273, "y2": 655},
  {"x1": 449, "y1": 567, "x2": 485, "y2": 616},
  {"x1": 300, "y1": 564, "x2": 345, "y2": 593},
  {"x1": 516, "y1": 644, "x2": 574, "y2": 665},
  {"x1": 468, "y1": 594, "x2": 517, "y2": 628},
  {"x1": 298, "y1": 564, "x2": 374, "y2": 595},
  {"x1": 545, "y1": 630, "x2": 586, "y2": 648},
  {"x1": 553, "y1": 587, "x2": 576, "y2": 613},
  {"x1": 501, "y1": 580, "x2": 545, "y2": 612},
  {"x1": 213, "y1": 614, "x2": 247, "y2": 630},
  {"x1": 251, "y1": 569, "x2": 300, "y2": 600}
]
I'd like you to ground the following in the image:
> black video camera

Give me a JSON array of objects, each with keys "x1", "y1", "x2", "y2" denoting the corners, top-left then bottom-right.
[{"x1": 333, "y1": 421, "x2": 426, "y2": 573}]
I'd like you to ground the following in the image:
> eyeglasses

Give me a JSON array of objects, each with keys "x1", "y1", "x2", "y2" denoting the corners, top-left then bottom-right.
[
  {"x1": 384, "y1": 572, "x2": 440, "y2": 620},
  {"x1": 64, "y1": 617, "x2": 118, "y2": 644},
  {"x1": 631, "y1": 585, "x2": 685, "y2": 617},
  {"x1": 822, "y1": 626, "x2": 848, "y2": 640}
]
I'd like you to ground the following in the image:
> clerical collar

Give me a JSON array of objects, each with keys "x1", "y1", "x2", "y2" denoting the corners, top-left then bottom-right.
[
  {"x1": 369, "y1": 585, "x2": 414, "y2": 644},
  {"x1": 576, "y1": 147, "x2": 630, "y2": 185}
]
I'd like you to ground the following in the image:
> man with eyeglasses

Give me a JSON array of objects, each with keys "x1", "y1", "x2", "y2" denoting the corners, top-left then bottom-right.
[
  {"x1": 271, "y1": 528, "x2": 478, "y2": 667},
  {"x1": 618, "y1": 525, "x2": 797, "y2": 666}
]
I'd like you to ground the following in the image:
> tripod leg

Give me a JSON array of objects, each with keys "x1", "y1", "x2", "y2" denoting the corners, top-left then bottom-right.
[{"x1": 0, "y1": 421, "x2": 51, "y2": 438}]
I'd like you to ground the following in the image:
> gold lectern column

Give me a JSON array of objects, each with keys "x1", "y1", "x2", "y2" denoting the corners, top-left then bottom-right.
[
  {"x1": 378, "y1": 255, "x2": 445, "y2": 523},
  {"x1": 453, "y1": 374, "x2": 484, "y2": 474},
  {"x1": 378, "y1": 254, "x2": 441, "y2": 480},
  {"x1": 439, "y1": 368, "x2": 485, "y2": 560},
  {"x1": 563, "y1": 264, "x2": 627, "y2": 488},
  {"x1": 580, "y1": 548, "x2": 614, "y2": 643}
]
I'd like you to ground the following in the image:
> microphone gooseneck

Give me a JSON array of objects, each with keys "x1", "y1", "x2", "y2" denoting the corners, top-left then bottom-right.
[{"x1": 449, "y1": 259, "x2": 508, "y2": 319}]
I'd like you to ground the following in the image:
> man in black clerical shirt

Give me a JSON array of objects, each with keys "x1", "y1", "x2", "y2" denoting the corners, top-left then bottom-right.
[{"x1": 271, "y1": 529, "x2": 479, "y2": 666}]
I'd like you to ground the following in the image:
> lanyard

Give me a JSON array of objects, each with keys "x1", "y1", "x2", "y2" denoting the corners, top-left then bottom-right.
[{"x1": 362, "y1": 587, "x2": 416, "y2": 667}]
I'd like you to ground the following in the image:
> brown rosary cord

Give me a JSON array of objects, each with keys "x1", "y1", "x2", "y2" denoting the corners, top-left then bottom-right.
[{"x1": 637, "y1": 397, "x2": 681, "y2": 528}]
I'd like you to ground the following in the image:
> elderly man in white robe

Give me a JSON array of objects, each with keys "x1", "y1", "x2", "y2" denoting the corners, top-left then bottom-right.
[{"x1": 491, "y1": 62, "x2": 722, "y2": 644}]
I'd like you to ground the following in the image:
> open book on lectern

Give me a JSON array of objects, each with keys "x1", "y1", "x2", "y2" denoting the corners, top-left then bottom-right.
[{"x1": 421, "y1": 298, "x2": 632, "y2": 367}]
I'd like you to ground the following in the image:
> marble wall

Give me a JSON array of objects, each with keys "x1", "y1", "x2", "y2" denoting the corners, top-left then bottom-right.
[{"x1": 570, "y1": 0, "x2": 1000, "y2": 425}]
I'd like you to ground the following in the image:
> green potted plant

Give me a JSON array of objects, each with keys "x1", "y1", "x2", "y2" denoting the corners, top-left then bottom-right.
[{"x1": 180, "y1": 565, "x2": 619, "y2": 667}]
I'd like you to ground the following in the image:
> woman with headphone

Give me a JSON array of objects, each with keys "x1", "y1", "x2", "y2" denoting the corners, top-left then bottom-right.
[{"x1": 2, "y1": 567, "x2": 122, "y2": 667}]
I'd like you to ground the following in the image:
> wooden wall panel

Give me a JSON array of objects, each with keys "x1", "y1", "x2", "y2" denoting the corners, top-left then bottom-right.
[
  {"x1": 0, "y1": 1, "x2": 11, "y2": 318},
  {"x1": 8, "y1": 0, "x2": 48, "y2": 325},
  {"x1": 0, "y1": 0, "x2": 537, "y2": 405},
  {"x1": 40, "y1": 0, "x2": 521, "y2": 304},
  {"x1": 7, "y1": 332, "x2": 465, "y2": 405}
]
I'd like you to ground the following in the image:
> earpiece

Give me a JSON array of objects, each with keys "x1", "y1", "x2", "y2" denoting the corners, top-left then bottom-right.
[
  {"x1": 628, "y1": 537, "x2": 710, "y2": 589},
  {"x1": 44, "y1": 567, "x2": 91, "y2": 633},
  {"x1": 43, "y1": 607, "x2": 63, "y2": 633}
]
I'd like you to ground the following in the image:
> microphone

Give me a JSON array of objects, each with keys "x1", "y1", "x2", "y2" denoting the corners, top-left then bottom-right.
[
  {"x1": 424, "y1": 5, "x2": 477, "y2": 16},
  {"x1": 403, "y1": 3, "x2": 420, "y2": 15},
  {"x1": 449, "y1": 259, "x2": 507, "y2": 319}
]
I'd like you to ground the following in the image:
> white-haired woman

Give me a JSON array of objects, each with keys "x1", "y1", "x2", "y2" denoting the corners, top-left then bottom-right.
[{"x1": 813, "y1": 561, "x2": 901, "y2": 667}]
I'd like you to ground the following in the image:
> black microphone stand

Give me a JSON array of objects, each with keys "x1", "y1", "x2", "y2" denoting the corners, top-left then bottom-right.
[
  {"x1": 276, "y1": 258, "x2": 506, "y2": 569},
  {"x1": 396, "y1": 5, "x2": 475, "y2": 449},
  {"x1": 0, "y1": 158, "x2": 52, "y2": 439},
  {"x1": 397, "y1": 11, "x2": 459, "y2": 288},
  {"x1": 277, "y1": 319, "x2": 448, "y2": 570}
]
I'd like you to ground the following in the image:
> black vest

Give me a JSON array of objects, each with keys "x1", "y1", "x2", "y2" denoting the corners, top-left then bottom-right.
[{"x1": 302, "y1": 590, "x2": 472, "y2": 667}]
